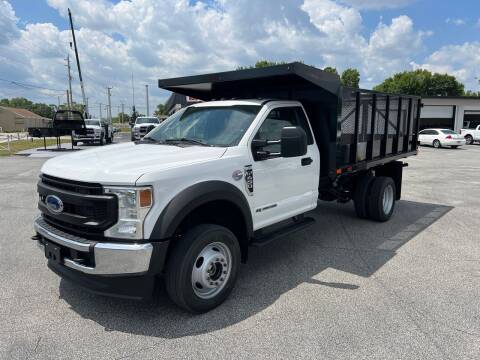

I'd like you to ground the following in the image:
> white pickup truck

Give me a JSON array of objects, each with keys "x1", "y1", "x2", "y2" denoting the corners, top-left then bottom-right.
[
  {"x1": 131, "y1": 116, "x2": 161, "y2": 141},
  {"x1": 460, "y1": 123, "x2": 480, "y2": 145},
  {"x1": 72, "y1": 118, "x2": 114, "y2": 146},
  {"x1": 32, "y1": 63, "x2": 420, "y2": 313}
]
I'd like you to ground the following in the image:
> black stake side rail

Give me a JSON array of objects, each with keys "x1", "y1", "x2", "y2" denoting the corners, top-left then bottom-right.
[{"x1": 336, "y1": 89, "x2": 421, "y2": 176}]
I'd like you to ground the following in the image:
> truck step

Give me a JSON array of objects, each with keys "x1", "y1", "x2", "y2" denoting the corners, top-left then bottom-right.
[{"x1": 251, "y1": 217, "x2": 315, "y2": 247}]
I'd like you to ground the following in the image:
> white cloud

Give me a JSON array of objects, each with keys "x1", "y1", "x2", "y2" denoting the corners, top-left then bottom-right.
[
  {"x1": 0, "y1": 0, "x2": 20, "y2": 45},
  {"x1": 0, "y1": 0, "x2": 445, "y2": 114},
  {"x1": 445, "y1": 18, "x2": 466, "y2": 26},
  {"x1": 414, "y1": 42, "x2": 480, "y2": 91},
  {"x1": 339, "y1": 0, "x2": 415, "y2": 9}
]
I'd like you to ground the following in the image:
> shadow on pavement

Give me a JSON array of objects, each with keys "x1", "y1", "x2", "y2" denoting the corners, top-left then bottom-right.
[{"x1": 59, "y1": 199, "x2": 452, "y2": 338}]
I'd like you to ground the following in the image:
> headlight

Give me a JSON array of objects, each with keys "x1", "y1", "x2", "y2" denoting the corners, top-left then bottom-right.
[
  {"x1": 103, "y1": 186, "x2": 153, "y2": 239},
  {"x1": 94, "y1": 128, "x2": 101, "y2": 134}
]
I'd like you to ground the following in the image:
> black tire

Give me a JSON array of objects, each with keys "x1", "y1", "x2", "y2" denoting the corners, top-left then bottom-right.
[
  {"x1": 433, "y1": 139, "x2": 441, "y2": 148},
  {"x1": 465, "y1": 135, "x2": 473, "y2": 145},
  {"x1": 367, "y1": 177, "x2": 396, "y2": 222},
  {"x1": 354, "y1": 175, "x2": 374, "y2": 219},
  {"x1": 165, "y1": 224, "x2": 241, "y2": 313},
  {"x1": 451, "y1": 145, "x2": 458, "y2": 149},
  {"x1": 72, "y1": 141, "x2": 77, "y2": 146},
  {"x1": 99, "y1": 134, "x2": 104, "y2": 146}
]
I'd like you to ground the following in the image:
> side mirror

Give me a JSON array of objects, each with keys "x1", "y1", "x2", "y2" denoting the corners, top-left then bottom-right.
[{"x1": 281, "y1": 126, "x2": 307, "y2": 158}]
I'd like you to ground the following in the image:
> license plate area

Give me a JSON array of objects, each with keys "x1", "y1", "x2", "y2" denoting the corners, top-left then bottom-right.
[{"x1": 44, "y1": 241, "x2": 63, "y2": 264}]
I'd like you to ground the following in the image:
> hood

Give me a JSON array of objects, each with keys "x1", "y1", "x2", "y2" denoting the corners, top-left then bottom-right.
[{"x1": 41, "y1": 142, "x2": 227, "y2": 185}]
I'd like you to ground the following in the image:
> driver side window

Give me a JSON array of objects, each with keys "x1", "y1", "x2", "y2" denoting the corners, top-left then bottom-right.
[{"x1": 254, "y1": 106, "x2": 312, "y2": 155}]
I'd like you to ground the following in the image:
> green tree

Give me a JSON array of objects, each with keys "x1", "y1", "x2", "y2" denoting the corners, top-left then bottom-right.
[
  {"x1": 464, "y1": 90, "x2": 480, "y2": 97},
  {"x1": 341, "y1": 68, "x2": 360, "y2": 88},
  {"x1": 323, "y1": 67, "x2": 339, "y2": 76},
  {"x1": 113, "y1": 112, "x2": 130, "y2": 124},
  {"x1": 0, "y1": 97, "x2": 55, "y2": 118},
  {"x1": 154, "y1": 103, "x2": 168, "y2": 117},
  {"x1": 373, "y1": 69, "x2": 464, "y2": 96},
  {"x1": 237, "y1": 60, "x2": 302, "y2": 70}
]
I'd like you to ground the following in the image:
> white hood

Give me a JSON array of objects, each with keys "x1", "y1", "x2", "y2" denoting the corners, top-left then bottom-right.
[{"x1": 41, "y1": 142, "x2": 227, "y2": 185}]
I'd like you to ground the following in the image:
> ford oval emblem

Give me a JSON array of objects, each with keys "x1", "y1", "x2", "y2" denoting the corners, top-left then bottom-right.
[{"x1": 45, "y1": 195, "x2": 64, "y2": 214}]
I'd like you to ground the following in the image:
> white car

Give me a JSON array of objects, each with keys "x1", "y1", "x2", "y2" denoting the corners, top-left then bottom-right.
[
  {"x1": 418, "y1": 128, "x2": 465, "y2": 148},
  {"x1": 131, "y1": 116, "x2": 161, "y2": 141}
]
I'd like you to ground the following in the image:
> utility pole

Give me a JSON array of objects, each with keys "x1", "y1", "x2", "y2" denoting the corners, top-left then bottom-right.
[
  {"x1": 99, "y1": 103, "x2": 103, "y2": 119},
  {"x1": 58, "y1": 96, "x2": 61, "y2": 109},
  {"x1": 65, "y1": 55, "x2": 74, "y2": 107},
  {"x1": 121, "y1": 103, "x2": 124, "y2": 124},
  {"x1": 107, "y1": 87, "x2": 112, "y2": 123},
  {"x1": 145, "y1": 84, "x2": 150, "y2": 116},
  {"x1": 68, "y1": 8, "x2": 88, "y2": 117},
  {"x1": 66, "y1": 90, "x2": 71, "y2": 109}
]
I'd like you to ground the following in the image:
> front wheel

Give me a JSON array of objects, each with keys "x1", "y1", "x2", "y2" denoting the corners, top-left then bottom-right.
[
  {"x1": 165, "y1": 224, "x2": 241, "y2": 313},
  {"x1": 465, "y1": 135, "x2": 473, "y2": 145},
  {"x1": 99, "y1": 134, "x2": 104, "y2": 146}
]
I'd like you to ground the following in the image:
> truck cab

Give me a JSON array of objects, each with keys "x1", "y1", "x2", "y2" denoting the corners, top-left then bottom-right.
[
  {"x1": 72, "y1": 118, "x2": 113, "y2": 146},
  {"x1": 33, "y1": 63, "x2": 418, "y2": 313},
  {"x1": 131, "y1": 116, "x2": 161, "y2": 141}
]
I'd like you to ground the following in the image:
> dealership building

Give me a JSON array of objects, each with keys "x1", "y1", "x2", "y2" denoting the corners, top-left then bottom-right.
[{"x1": 420, "y1": 96, "x2": 480, "y2": 131}]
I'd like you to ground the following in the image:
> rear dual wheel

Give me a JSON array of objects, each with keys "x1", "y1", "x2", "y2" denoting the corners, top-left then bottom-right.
[{"x1": 354, "y1": 175, "x2": 396, "y2": 222}]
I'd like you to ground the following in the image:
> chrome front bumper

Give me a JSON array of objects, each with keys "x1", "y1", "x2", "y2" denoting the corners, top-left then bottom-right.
[{"x1": 34, "y1": 217, "x2": 153, "y2": 276}]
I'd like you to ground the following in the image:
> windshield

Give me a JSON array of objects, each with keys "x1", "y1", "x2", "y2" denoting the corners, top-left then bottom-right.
[
  {"x1": 136, "y1": 117, "x2": 159, "y2": 124},
  {"x1": 145, "y1": 105, "x2": 261, "y2": 147},
  {"x1": 440, "y1": 129, "x2": 457, "y2": 134},
  {"x1": 85, "y1": 120, "x2": 101, "y2": 126}
]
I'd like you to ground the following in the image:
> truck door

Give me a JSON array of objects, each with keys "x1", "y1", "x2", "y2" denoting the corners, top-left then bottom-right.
[{"x1": 249, "y1": 106, "x2": 320, "y2": 230}]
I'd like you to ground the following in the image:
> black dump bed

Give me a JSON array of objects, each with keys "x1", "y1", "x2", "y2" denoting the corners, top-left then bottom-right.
[{"x1": 158, "y1": 62, "x2": 420, "y2": 183}]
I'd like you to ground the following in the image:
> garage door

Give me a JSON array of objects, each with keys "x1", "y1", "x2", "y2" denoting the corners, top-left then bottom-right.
[
  {"x1": 419, "y1": 105, "x2": 455, "y2": 130},
  {"x1": 463, "y1": 111, "x2": 480, "y2": 129}
]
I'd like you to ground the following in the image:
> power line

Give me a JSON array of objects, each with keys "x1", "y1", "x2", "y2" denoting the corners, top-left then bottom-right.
[{"x1": 0, "y1": 78, "x2": 65, "y2": 94}]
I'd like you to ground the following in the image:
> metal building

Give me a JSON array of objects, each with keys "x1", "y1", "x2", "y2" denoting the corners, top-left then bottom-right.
[{"x1": 420, "y1": 96, "x2": 480, "y2": 131}]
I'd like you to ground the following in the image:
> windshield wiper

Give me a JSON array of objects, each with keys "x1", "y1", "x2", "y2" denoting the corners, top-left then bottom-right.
[{"x1": 164, "y1": 138, "x2": 210, "y2": 146}]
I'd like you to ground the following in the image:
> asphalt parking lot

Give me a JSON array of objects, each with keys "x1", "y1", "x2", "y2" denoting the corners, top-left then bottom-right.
[{"x1": 1, "y1": 144, "x2": 479, "y2": 359}]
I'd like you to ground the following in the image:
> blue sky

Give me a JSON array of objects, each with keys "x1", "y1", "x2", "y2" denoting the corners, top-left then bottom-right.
[{"x1": 1, "y1": 0, "x2": 479, "y2": 114}]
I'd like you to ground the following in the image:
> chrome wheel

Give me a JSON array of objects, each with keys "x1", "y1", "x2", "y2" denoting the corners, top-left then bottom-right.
[
  {"x1": 191, "y1": 242, "x2": 232, "y2": 300},
  {"x1": 382, "y1": 184, "x2": 394, "y2": 214}
]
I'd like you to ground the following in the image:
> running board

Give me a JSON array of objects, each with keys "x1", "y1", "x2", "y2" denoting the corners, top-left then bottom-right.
[{"x1": 251, "y1": 217, "x2": 315, "y2": 247}]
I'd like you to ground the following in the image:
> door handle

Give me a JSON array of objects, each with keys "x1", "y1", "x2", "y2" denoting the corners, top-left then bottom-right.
[{"x1": 301, "y1": 157, "x2": 313, "y2": 166}]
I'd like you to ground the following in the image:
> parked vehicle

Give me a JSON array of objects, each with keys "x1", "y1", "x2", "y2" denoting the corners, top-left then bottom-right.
[
  {"x1": 460, "y1": 122, "x2": 480, "y2": 145},
  {"x1": 131, "y1": 116, "x2": 161, "y2": 141},
  {"x1": 418, "y1": 128, "x2": 465, "y2": 148},
  {"x1": 28, "y1": 110, "x2": 86, "y2": 150},
  {"x1": 72, "y1": 118, "x2": 113, "y2": 146},
  {"x1": 32, "y1": 63, "x2": 420, "y2": 313}
]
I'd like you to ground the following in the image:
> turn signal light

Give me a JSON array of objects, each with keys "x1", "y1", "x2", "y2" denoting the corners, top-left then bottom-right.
[{"x1": 139, "y1": 188, "x2": 152, "y2": 208}]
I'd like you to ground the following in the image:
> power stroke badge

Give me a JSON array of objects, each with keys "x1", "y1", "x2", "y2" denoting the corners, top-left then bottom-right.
[{"x1": 244, "y1": 165, "x2": 253, "y2": 195}]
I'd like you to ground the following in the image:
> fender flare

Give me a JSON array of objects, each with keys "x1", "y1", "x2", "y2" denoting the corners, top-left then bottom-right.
[{"x1": 150, "y1": 181, "x2": 253, "y2": 241}]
